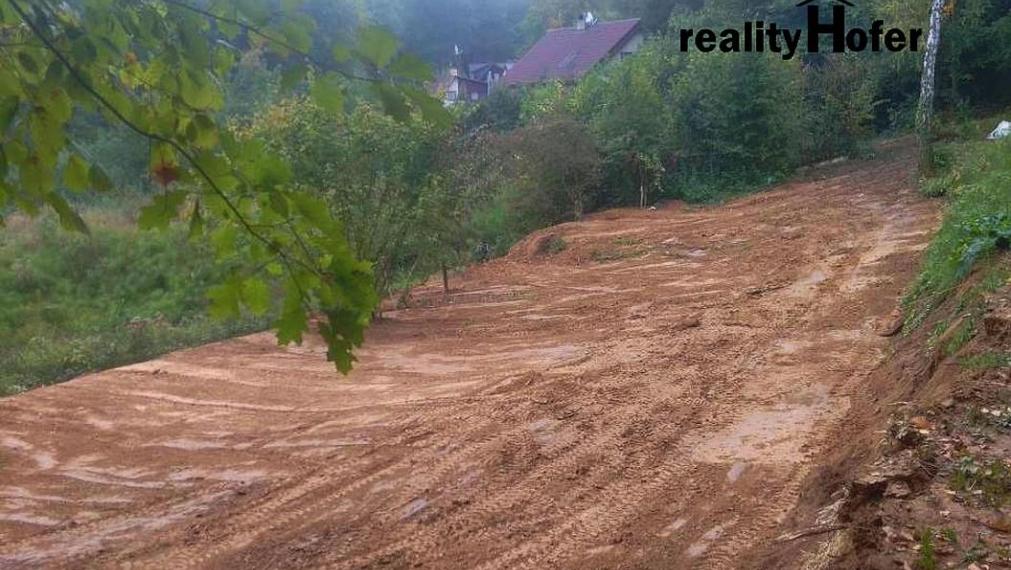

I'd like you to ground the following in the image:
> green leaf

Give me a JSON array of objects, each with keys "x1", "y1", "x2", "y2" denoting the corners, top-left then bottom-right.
[
  {"x1": 63, "y1": 153, "x2": 90, "y2": 191},
  {"x1": 266, "y1": 262, "x2": 284, "y2": 277},
  {"x1": 208, "y1": 278, "x2": 242, "y2": 319},
  {"x1": 218, "y1": 20, "x2": 240, "y2": 40},
  {"x1": 191, "y1": 114, "x2": 219, "y2": 149},
  {"x1": 138, "y1": 190, "x2": 187, "y2": 230},
  {"x1": 282, "y1": 21, "x2": 312, "y2": 53},
  {"x1": 242, "y1": 277, "x2": 271, "y2": 315},
  {"x1": 21, "y1": 157, "x2": 54, "y2": 195},
  {"x1": 6, "y1": 140, "x2": 27, "y2": 164},
  {"x1": 275, "y1": 283, "x2": 307, "y2": 345},
  {"x1": 16, "y1": 52, "x2": 38, "y2": 75},
  {"x1": 178, "y1": 69, "x2": 221, "y2": 110},
  {"x1": 310, "y1": 73, "x2": 344, "y2": 114},
  {"x1": 403, "y1": 86, "x2": 452, "y2": 128},
  {"x1": 290, "y1": 192, "x2": 338, "y2": 236},
  {"x1": 211, "y1": 223, "x2": 238, "y2": 256},
  {"x1": 357, "y1": 26, "x2": 398, "y2": 68},
  {"x1": 45, "y1": 193, "x2": 89, "y2": 234},
  {"x1": 194, "y1": 151, "x2": 239, "y2": 191},
  {"x1": 43, "y1": 88, "x2": 73, "y2": 125},
  {"x1": 269, "y1": 191, "x2": 289, "y2": 217},
  {"x1": 372, "y1": 83, "x2": 411, "y2": 122},
  {"x1": 331, "y1": 43, "x2": 352, "y2": 63},
  {"x1": 388, "y1": 53, "x2": 433, "y2": 82}
]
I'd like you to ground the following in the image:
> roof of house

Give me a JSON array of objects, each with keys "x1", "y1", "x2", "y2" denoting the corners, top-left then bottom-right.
[
  {"x1": 453, "y1": 75, "x2": 488, "y2": 88},
  {"x1": 503, "y1": 18, "x2": 641, "y2": 86},
  {"x1": 468, "y1": 62, "x2": 512, "y2": 75}
]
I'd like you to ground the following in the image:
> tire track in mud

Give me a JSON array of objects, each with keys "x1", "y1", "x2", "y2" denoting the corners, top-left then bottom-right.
[
  {"x1": 139, "y1": 356, "x2": 597, "y2": 567},
  {"x1": 0, "y1": 143, "x2": 941, "y2": 569},
  {"x1": 346, "y1": 395, "x2": 707, "y2": 569}
]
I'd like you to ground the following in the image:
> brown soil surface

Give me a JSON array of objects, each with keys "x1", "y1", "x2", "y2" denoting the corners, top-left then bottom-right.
[
  {"x1": 0, "y1": 142, "x2": 941, "y2": 569},
  {"x1": 771, "y1": 262, "x2": 1011, "y2": 570}
]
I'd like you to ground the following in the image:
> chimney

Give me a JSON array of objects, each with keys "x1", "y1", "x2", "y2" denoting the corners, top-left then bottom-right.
[
  {"x1": 576, "y1": 12, "x2": 586, "y2": 30},
  {"x1": 449, "y1": 67, "x2": 459, "y2": 77}
]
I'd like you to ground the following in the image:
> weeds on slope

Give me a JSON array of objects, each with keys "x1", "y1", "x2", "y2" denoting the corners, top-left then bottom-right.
[
  {"x1": 905, "y1": 127, "x2": 1011, "y2": 341},
  {"x1": 0, "y1": 217, "x2": 269, "y2": 395}
]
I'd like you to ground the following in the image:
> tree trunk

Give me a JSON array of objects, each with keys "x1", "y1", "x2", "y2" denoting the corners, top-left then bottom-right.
[
  {"x1": 917, "y1": 0, "x2": 945, "y2": 172},
  {"x1": 441, "y1": 262, "x2": 449, "y2": 300}
]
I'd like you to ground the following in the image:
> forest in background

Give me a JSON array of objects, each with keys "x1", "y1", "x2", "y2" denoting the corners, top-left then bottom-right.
[{"x1": 1, "y1": 0, "x2": 1010, "y2": 393}]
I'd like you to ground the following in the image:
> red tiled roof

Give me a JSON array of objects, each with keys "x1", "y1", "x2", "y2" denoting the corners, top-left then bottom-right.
[{"x1": 503, "y1": 19, "x2": 641, "y2": 86}]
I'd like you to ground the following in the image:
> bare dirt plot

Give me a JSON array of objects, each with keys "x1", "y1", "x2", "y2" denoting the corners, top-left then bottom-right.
[{"x1": 0, "y1": 142, "x2": 940, "y2": 569}]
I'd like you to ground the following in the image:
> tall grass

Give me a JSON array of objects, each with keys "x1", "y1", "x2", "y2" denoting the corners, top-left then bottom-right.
[{"x1": 0, "y1": 214, "x2": 268, "y2": 395}]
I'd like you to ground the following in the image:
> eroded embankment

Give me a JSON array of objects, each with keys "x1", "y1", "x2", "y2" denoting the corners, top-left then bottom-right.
[
  {"x1": 0, "y1": 142, "x2": 939, "y2": 569},
  {"x1": 752, "y1": 257, "x2": 1011, "y2": 570}
]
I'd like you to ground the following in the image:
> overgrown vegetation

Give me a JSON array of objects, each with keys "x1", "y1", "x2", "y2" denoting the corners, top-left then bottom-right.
[
  {"x1": 460, "y1": 0, "x2": 1010, "y2": 221},
  {"x1": 0, "y1": 216, "x2": 267, "y2": 395},
  {"x1": 905, "y1": 127, "x2": 1011, "y2": 333}
]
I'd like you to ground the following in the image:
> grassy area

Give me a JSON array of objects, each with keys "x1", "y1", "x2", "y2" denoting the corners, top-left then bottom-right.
[
  {"x1": 904, "y1": 115, "x2": 1011, "y2": 338},
  {"x1": 0, "y1": 213, "x2": 268, "y2": 396}
]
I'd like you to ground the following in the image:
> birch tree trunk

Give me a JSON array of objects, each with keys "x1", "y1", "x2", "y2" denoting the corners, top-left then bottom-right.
[{"x1": 917, "y1": 0, "x2": 945, "y2": 170}]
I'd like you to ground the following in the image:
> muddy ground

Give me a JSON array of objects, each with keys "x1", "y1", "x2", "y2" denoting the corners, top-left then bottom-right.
[{"x1": 0, "y1": 142, "x2": 940, "y2": 569}]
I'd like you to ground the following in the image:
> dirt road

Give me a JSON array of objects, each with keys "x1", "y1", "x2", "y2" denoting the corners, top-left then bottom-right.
[{"x1": 0, "y1": 143, "x2": 939, "y2": 569}]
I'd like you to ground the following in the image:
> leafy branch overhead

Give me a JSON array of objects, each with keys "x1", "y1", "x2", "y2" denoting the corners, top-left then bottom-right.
[{"x1": 0, "y1": 0, "x2": 449, "y2": 372}]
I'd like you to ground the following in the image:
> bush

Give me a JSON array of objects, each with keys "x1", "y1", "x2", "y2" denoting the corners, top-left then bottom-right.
[
  {"x1": 801, "y1": 54, "x2": 879, "y2": 161},
  {"x1": 504, "y1": 116, "x2": 603, "y2": 222},
  {"x1": 241, "y1": 99, "x2": 455, "y2": 298}
]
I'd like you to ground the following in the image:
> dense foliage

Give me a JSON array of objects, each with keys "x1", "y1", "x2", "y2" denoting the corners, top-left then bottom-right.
[
  {"x1": 0, "y1": 0, "x2": 448, "y2": 372},
  {"x1": 457, "y1": 0, "x2": 1010, "y2": 214},
  {"x1": 0, "y1": 216, "x2": 266, "y2": 394}
]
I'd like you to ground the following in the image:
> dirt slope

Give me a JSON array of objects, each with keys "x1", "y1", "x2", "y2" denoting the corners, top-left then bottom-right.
[{"x1": 0, "y1": 142, "x2": 940, "y2": 569}]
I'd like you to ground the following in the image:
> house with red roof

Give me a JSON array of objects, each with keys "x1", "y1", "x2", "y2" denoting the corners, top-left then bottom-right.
[{"x1": 503, "y1": 15, "x2": 643, "y2": 87}]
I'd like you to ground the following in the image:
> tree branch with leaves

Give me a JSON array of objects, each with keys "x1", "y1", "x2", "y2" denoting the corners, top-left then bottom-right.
[{"x1": 0, "y1": 0, "x2": 448, "y2": 372}]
